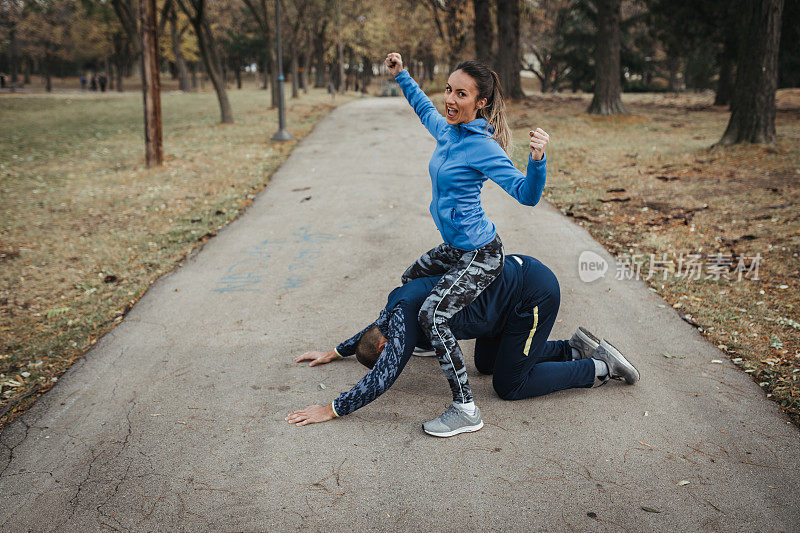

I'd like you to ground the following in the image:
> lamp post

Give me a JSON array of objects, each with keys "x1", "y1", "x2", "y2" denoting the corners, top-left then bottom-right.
[{"x1": 271, "y1": 0, "x2": 294, "y2": 141}]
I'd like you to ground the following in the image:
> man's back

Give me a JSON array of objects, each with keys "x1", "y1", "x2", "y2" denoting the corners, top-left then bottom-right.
[{"x1": 386, "y1": 254, "x2": 540, "y2": 342}]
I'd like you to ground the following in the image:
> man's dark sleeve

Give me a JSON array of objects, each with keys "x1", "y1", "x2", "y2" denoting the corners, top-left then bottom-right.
[
  {"x1": 334, "y1": 308, "x2": 389, "y2": 357},
  {"x1": 332, "y1": 306, "x2": 417, "y2": 416}
]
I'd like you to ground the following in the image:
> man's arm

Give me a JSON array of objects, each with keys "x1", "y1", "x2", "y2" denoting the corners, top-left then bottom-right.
[
  {"x1": 287, "y1": 306, "x2": 414, "y2": 425},
  {"x1": 296, "y1": 307, "x2": 390, "y2": 366}
]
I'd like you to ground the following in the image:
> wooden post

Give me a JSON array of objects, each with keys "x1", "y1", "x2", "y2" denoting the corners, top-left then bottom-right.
[{"x1": 140, "y1": 0, "x2": 163, "y2": 166}]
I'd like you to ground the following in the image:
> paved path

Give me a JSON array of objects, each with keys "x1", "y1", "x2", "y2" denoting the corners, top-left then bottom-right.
[{"x1": 2, "y1": 97, "x2": 799, "y2": 532}]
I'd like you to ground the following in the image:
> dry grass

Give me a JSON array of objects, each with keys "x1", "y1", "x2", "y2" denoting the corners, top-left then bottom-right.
[
  {"x1": 504, "y1": 89, "x2": 799, "y2": 424},
  {"x1": 0, "y1": 85, "x2": 357, "y2": 428}
]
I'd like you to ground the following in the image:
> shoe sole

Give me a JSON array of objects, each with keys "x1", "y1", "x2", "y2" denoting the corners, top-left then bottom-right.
[
  {"x1": 601, "y1": 339, "x2": 640, "y2": 384},
  {"x1": 572, "y1": 327, "x2": 600, "y2": 359},
  {"x1": 422, "y1": 420, "x2": 484, "y2": 438}
]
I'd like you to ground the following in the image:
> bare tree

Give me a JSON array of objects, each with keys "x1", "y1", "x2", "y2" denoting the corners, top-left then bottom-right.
[
  {"x1": 717, "y1": 0, "x2": 784, "y2": 144},
  {"x1": 140, "y1": 0, "x2": 163, "y2": 166},
  {"x1": 587, "y1": 0, "x2": 626, "y2": 114},
  {"x1": 241, "y1": 0, "x2": 279, "y2": 107},
  {"x1": 165, "y1": 0, "x2": 191, "y2": 91},
  {"x1": 473, "y1": 0, "x2": 493, "y2": 65},
  {"x1": 176, "y1": 0, "x2": 234, "y2": 123},
  {"x1": 495, "y1": 0, "x2": 524, "y2": 98},
  {"x1": 424, "y1": 0, "x2": 468, "y2": 70}
]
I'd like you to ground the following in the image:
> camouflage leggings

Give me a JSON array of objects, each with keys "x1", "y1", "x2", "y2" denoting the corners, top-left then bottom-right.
[{"x1": 402, "y1": 235, "x2": 504, "y2": 404}]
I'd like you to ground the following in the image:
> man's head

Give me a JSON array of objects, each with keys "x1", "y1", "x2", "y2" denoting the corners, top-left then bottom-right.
[{"x1": 355, "y1": 325, "x2": 387, "y2": 369}]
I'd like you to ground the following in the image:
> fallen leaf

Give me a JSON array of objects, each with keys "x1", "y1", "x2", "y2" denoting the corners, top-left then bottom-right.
[
  {"x1": 641, "y1": 506, "x2": 661, "y2": 513},
  {"x1": 677, "y1": 480, "x2": 690, "y2": 486}
]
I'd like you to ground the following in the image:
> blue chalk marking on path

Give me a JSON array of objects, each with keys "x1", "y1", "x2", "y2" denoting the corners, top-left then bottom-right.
[
  {"x1": 213, "y1": 272, "x2": 265, "y2": 292},
  {"x1": 213, "y1": 224, "x2": 350, "y2": 293},
  {"x1": 282, "y1": 276, "x2": 304, "y2": 289}
]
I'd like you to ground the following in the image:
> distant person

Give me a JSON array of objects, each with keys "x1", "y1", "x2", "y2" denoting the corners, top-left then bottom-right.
[
  {"x1": 80, "y1": 75, "x2": 87, "y2": 91},
  {"x1": 0, "y1": 73, "x2": 6, "y2": 89},
  {"x1": 90, "y1": 75, "x2": 97, "y2": 91},
  {"x1": 98, "y1": 73, "x2": 107, "y2": 92},
  {"x1": 286, "y1": 254, "x2": 640, "y2": 434}
]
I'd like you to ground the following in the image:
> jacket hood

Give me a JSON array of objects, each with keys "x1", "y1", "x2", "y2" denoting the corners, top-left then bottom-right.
[{"x1": 459, "y1": 117, "x2": 494, "y2": 136}]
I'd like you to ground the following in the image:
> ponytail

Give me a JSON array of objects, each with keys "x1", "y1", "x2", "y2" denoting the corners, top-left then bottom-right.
[{"x1": 482, "y1": 70, "x2": 512, "y2": 155}]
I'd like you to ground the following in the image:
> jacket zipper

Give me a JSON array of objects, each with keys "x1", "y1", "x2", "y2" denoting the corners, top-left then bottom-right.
[{"x1": 434, "y1": 128, "x2": 455, "y2": 225}]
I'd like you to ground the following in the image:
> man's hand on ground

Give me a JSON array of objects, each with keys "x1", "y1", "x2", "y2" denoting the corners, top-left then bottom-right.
[
  {"x1": 295, "y1": 350, "x2": 340, "y2": 366},
  {"x1": 285, "y1": 404, "x2": 335, "y2": 426}
]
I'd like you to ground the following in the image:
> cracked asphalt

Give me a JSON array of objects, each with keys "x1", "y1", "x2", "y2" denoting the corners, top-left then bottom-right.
[{"x1": 1, "y1": 97, "x2": 799, "y2": 532}]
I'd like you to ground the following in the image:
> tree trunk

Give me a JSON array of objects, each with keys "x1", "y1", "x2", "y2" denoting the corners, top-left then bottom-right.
[
  {"x1": 302, "y1": 31, "x2": 312, "y2": 93},
  {"x1": 714, "y1": 36, "x2": 736, "y2": 106},
  {"x1": 587, "y1": 0, "x2": 626, "y2": 114},
  {"x1": 178, "y1": 0, "x2": 234, "y2": 123},
  {"x1": 495, "y1": 0, "x2": 524, "y2": 98},
  {"x1": 313, "y1": 26, "x2": 327, "y2": 88},
  {"x1": 10, "y1": 24, "x2": 18, "y2": 84},
  {"x1": 290, "y1": 40, "x2": 299, "y2": 98},
  {"x1": 191, "y1": 61, "x2": 198, "y2": 89},
  {"x1": 474, "y1": 0, "x2": 493, "y2": 66},
  {"x1": 362, "y1": 54, "x2": 372, "y2": 93},
  {"x1": 718, "y1": 0, "x2": 784, "y2": 145},
  {"x1": 424, "y1": 51, "x2": 435, "y2": 82},
  {"x1": 105, "y1": 58, "x2": 112, "y2": 90},
  {"x1": 140, "y1": 0, "x2": 164, "y2": 166},
  {"x1": 170, "y1": 8, "x2": 191, "y2": 91},
  {"x1": 116, "y1": 60, "x2": 124, "y2": 92},
  {"x1": 235, "y1": 63, "x2": 242, "y2": 89},
  {"x1": 336, "y1": 31, "x2": 345, "y2": 93},
  {"x1": 240, "y1": 0, "x2": 274, "y2": 98},
  {"x1": 107, "y1": 59, "x2": 115, "y2": 90},
  {"x1": 445, "y1": 0, "x2": 468, "y2": 71},
  {"x1": 23, "y1": 57, "x2": 31, "y2": 84},
  {"x1": 112, "y1": 32, "x2": 127, "y2": 92},
  {"x1": 666, "y1": 54, "x2": 681, "y2": 93},
  {"x1": 271, "y1": 69, "x2": 279, "y2": 107}
]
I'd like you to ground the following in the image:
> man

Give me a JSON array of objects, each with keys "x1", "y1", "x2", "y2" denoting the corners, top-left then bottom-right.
[{"x1": 286, "y1": 254, "x2": 640, "y2": 437}]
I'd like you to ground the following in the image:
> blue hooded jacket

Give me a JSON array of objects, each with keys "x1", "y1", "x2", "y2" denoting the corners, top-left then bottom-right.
[{"x1": 395, "y1": 69, "x2": 547, "y2": 251}]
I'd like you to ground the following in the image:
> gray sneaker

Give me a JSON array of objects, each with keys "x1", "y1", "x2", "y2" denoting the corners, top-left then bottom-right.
[
  {"x1": 592, "y1": 339, "x2": 640, "y2": 385},
  {"x1": 422, "y1": 404, "x2": 484, "y2": 437},
  {"x1": 569, "y1": 327, "x2": 601, "y2": 360},
  {"x1": 413, "y1": 346, "x2": 437, "y2": 357}
]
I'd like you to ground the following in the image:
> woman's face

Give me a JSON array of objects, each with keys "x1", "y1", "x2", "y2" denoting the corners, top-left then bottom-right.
[{"x1": 444, "y1": 70, "x2": 487, "y2": 125}]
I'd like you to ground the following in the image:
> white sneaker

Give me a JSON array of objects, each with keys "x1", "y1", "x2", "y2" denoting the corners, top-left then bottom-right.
[{"x1": 422, "y1": 404, "x2": 483, "y2": 437}]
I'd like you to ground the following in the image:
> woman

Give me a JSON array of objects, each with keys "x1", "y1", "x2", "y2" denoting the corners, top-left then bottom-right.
[{"x1": 385, "y1": 52, "x2": 551, "y2": 436}]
